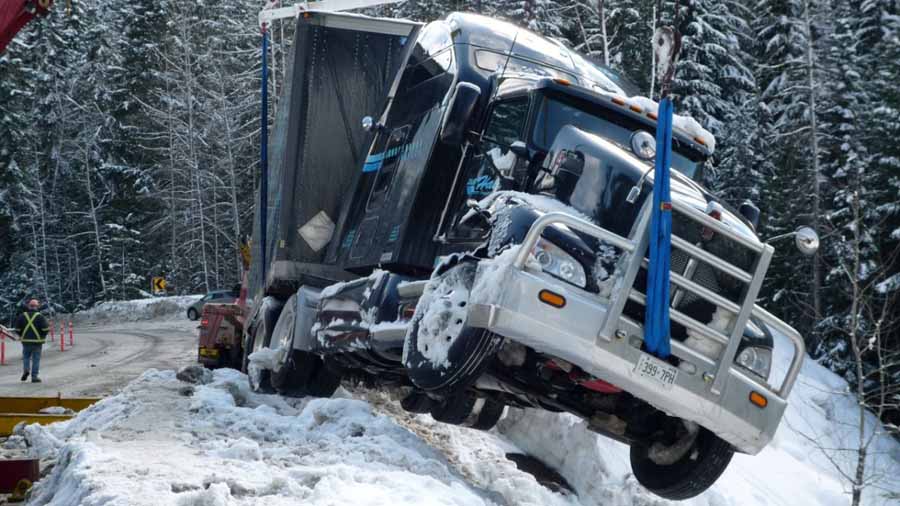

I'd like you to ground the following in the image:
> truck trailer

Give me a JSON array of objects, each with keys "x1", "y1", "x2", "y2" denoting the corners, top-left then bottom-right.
[{"x1": 240, "y1": 8, "x2": 815, "y2": 500}]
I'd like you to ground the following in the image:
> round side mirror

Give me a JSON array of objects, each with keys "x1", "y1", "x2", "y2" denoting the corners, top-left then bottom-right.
[
  {"x1": 794, "y1": 226, "x2": 819, "y2": 256},
  {"x1": 361, "y1": 116, "x2": 375, "y2": 132}
]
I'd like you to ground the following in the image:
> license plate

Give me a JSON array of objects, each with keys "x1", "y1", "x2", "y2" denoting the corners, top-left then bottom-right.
[{"x1": 634, "y1": 353, "x2": 678, "y2": 389}]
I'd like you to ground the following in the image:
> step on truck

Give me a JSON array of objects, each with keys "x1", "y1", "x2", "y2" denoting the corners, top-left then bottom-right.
[{"x1": 243, "y1": 7, "x2": 817, "y2": 500}]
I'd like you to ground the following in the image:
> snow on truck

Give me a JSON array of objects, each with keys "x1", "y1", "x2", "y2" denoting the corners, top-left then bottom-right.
[{"x1": 239, "y1": 5, "x2": 818, "y2": 500}]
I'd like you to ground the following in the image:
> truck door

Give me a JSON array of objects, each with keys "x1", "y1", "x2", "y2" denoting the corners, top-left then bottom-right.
[{"x1": 445, "y1": 97, "x2": 531, "y2": 241}]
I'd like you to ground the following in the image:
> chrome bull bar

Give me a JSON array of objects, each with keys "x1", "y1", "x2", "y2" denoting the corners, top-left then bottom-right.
[{"x1": 512, "y1": 203, "x2": 805, "y2": 400}]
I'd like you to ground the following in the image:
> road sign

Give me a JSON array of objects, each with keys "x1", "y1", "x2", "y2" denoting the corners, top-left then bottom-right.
[{"x1": 152, "y1": 277, "x2": 167, "y2": 295}]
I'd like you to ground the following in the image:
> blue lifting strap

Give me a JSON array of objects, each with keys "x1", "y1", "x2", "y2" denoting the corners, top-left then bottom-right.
[{"x1": 643, "y1": 97, "x2": 674, "y2": 358}]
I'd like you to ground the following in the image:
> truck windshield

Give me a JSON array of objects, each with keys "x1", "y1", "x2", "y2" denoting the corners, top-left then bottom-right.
[{"x1": 531, "y1": 96, "x2": 703, "y2": 179}]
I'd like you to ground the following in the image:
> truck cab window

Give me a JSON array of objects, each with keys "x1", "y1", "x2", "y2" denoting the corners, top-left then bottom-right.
[
  {"x1": 468, "y1": 98, "x2": 528, "y2": 199},
  {"x1": 367, "y1": 125, "x2": 411, "y2": 211},
  {"x1": 532, "y1": 96, "x2": 703, "y2": 180},
  {"x1": 449, "y1": 98, "x2": 529, "y2": 239},
  {"x1": 391, "y1": 22, "x2": 455, "y2": 120}
]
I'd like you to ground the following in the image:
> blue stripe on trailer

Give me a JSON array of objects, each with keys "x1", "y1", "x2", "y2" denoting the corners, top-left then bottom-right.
[{"x1": 362, "y1": 152, "x2": 386, "y2": 172}]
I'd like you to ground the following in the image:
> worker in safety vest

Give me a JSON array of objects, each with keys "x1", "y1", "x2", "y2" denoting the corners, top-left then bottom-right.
[{"x1": 13, "y1": 299, "x2": 50, "y2": 383}]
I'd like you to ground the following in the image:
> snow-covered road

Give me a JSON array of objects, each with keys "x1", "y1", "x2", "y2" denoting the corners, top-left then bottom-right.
[{"x1": 0, "y1": 320, "x2": 198, "y2": 397}]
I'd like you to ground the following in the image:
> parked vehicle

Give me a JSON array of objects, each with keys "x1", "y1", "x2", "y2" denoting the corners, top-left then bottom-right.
[
  {"x1": 197, "y1": 303, "x2": 245, "y2": 369},
  {"x1": 241, "y1": 10, "x2": 815, "y2": 500},
  {"x1": 187, "y1": 289, "x2": 238, "y2": 320}
]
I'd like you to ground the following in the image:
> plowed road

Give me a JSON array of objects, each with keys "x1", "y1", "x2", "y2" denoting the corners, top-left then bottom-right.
[{"x1": 0, "y1": 320, "x2": 198, "y2": 397}]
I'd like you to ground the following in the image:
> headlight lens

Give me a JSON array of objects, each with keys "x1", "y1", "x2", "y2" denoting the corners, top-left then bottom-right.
[
  {"x1": 735, "y1": 346, "x2": 772, "y2": 381},
  {"x1": 532, "y1": 238, "x2": 587, "y2": 288}
]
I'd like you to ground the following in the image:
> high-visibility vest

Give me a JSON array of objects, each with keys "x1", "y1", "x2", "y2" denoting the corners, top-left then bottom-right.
[{"x1": 18, "y1": 311, "x2": 48, "y2": 344}]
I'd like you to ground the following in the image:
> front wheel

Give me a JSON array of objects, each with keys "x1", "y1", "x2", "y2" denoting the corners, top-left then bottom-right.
[
  {"x1": 187, "y1": 308, "x2": 199, "y2": 320},
  {"x1": 630, "y1": 427, "x2": 734, "y2": 500},
  {"x1": 403, "y1": 261, "x2": 502, "y2": 395}
]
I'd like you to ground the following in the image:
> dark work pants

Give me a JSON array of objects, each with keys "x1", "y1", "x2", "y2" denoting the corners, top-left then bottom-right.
[{"x1": 22, "y1": 343, "x2": 43, "y2": 377}]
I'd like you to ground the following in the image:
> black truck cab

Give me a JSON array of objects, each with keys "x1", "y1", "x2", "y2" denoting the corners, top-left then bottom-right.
[{"x1": 323, "y1": 13, "x2": 711, "y2": 280}]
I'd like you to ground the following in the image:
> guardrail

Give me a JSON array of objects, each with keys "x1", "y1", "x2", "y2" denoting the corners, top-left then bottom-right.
[{"x1": 511, "y1": 204, "x2": 804, "y2": 401}]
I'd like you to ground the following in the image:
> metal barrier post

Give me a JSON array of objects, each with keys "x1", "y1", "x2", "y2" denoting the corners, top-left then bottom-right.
[{"x1": 68, "y1": 320, "x2": 73, "y2": 347}]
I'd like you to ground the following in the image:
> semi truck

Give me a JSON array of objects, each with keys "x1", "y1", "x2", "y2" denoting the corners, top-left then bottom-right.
[{"x1": 239, "y1": 7, "x2": 817, "y2": 500}]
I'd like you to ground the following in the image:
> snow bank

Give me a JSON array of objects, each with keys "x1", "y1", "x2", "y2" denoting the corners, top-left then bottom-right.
[
  {"x1": 15, "y1": 368, "x2": 576, "y2": 506},
  {"x1": 76, "y1": 295, "x2": 202, "y2": 323}
]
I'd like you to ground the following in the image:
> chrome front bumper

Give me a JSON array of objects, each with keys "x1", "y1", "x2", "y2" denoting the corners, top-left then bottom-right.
[{"x1": 467, "y1": 207, "x2": 805, "y2": 455}]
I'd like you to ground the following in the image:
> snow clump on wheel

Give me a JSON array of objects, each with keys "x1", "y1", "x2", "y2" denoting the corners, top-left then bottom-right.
[{"x1": 410, "y1": 264, "x2": 474, "y2": 369}]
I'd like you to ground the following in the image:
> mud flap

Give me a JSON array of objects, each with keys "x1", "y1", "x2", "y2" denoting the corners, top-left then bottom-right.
[{"x1": 292, "y1": 286, "x2": 323, "y2": 353}]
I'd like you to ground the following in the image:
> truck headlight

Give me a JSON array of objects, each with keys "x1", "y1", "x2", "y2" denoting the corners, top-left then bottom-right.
[
  {"x1": 533, "y1": 238, "x2": 587, "y2": 288},
  {"x1": 736, "y1": 346, "x2": 772, "y2": 381}
]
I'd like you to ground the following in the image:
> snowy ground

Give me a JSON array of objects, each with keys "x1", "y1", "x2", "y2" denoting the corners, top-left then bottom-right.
[{"x1": 2, "y1": 298, "x2": 899, "y2": 505}]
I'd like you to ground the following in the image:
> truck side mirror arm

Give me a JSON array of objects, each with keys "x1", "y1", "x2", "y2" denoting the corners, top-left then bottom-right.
[{"x1": 361, "y1": 115, "x2": 387, "y2": 134}]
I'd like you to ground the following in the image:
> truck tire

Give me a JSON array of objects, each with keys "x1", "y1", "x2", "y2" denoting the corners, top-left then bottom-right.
[
  {"x1": 272, "y1": 350, "x2": 341, "y2": 398},
  {"x1": 268, "y1": 292, "x2": 341, "y2": 398},
  {"x1": 630, "y1": 428, "x2": 734, "y2": 500},
  {"x1": 403, "y1": 261, "x2": 503, "y2": 396},
  {"x1": 269, "y1": 294, "x2": 300, "y2": 394},
  {"x1": 430, "y1": 393, "x2": 505, "y2": 431},
  {"x1": 243, "y1": 297, "x2": 283, "y2": 393}
]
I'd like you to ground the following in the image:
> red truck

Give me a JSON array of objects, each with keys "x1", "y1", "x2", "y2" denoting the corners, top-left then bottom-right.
[{"x1": 197, "y1": 280, "x2": 248, "y2": 370}]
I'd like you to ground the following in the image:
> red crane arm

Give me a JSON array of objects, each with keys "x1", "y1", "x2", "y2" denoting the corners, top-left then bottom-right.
[{"x1": 0, "y1": 0, "x2": 53, "y2": 54}]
